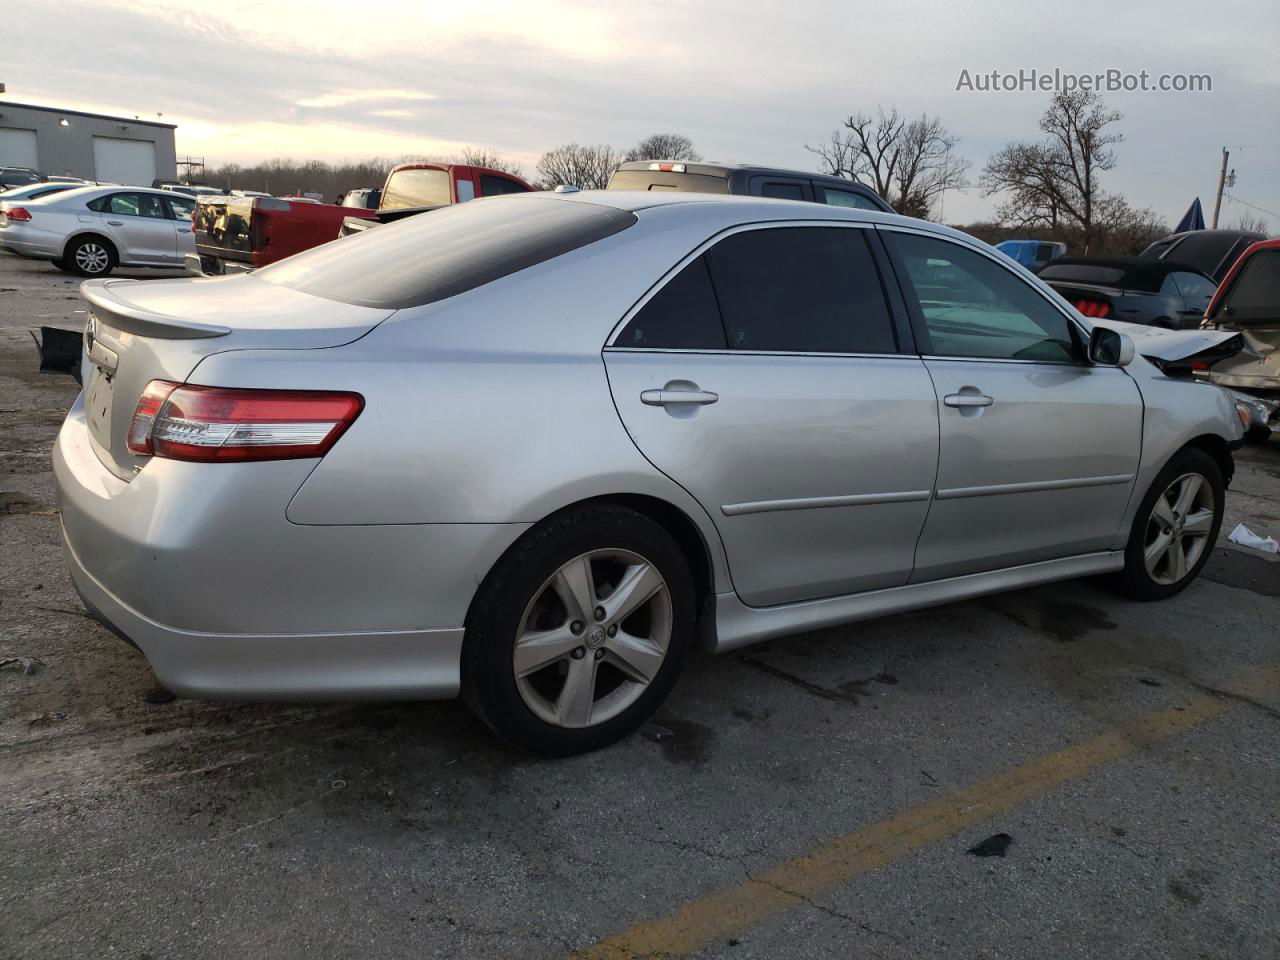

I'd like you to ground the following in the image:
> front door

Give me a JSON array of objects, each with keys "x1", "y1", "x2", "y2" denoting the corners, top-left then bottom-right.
[
  {"x1": 604, "y1": 223, "x2": 939, "y2": 606},
  {"x1": 881, "y1": 228, "x2": 1143, "y2": 582}
]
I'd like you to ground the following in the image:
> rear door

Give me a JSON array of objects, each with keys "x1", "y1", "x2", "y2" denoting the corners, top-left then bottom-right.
[
  {"x1": 605, "y1": 223, "x2": 938, "y2": 606},
  {"x1": 96, "y1": 192, "x2": 177, "y2": 264},
  {"x1": 882, "y1": 228, "x2": 1142, "y2": 582}
]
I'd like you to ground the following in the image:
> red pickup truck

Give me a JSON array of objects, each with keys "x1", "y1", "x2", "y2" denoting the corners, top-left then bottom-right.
[{"x1": 187, "y1": 162, "x2": 534, "y2": 275}]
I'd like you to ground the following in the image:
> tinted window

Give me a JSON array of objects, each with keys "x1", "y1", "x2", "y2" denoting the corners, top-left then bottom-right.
[
  {"x1": 708, "y1": 227, "x2": 896, "y2": 353},
  {"x1": 759, "y1": 181, "x2": 805, "y2": 201},
  {"x1": 258, "y1": 196, "x2": 636, "y2": 310},
  {"x1": 1217, "y1": 250, "x2": 1280, "y2": 321},
  {"x1": 891, "y1": 233, "x2": 1078, "y2": 362},
  {"x1": 480, "y1": 174, "x2": 531, "y2": 196},
  {"x1": 822, "y1": 188, "x2": 881, "y2": 210},
  {"x1": 380, "y1": 168, "x2": 451, "y2": 210},
  {"x1": 95, "y1": 193, "x2": 165, "y2": 218},
  {"x1": 618, "y1": 257, "x2": 726, "y2": 349}
]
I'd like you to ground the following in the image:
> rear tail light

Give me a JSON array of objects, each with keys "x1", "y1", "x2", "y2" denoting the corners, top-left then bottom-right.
[
  {"x1": 127, "y1": 381, "x2": 363, "y2": 462},
  {"x1": 4, "y1": 206, "x2": 32, "y2": 222},
  {"x1": 1073, "y1": 298, "x2": 1111, "y2": 318}
]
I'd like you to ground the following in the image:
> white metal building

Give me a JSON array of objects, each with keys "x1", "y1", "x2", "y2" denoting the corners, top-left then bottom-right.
[{"x1": 0, "y1": 101, "x2": 177, "y2": 186}]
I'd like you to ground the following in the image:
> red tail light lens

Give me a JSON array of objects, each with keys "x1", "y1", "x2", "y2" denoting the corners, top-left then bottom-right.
[
  {"x1": 127, "y1": 381, "x2": 363, "y2": 462},
  {"x1": 1073, "y1": 298, "x2": 1111, "y2": 318},
  {"x1": 4, "y1": 206, "x2": 32, "y2": 222}
]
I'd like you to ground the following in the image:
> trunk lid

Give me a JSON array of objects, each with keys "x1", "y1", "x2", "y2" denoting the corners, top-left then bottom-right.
[{"x1": 79, "y1": 274, "x2": 394, "y2": 480}]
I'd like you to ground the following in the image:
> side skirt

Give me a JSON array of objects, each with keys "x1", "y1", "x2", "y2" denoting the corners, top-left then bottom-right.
[{"x1": 712, "y1": 551, "x2": 1125, "y2": 652}]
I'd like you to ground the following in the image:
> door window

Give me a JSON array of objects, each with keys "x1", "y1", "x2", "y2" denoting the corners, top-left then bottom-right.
[
  {"x1": 757, "y1": 181, "x2": 806, "y2": 201},
  {"x1": 821, "y1": 187, "x2": 882, "y2": 210},
  {"x1": 164, "y1": 196, "x2": 194, "y2": 222},
  {"x1": 890, "y1": 232, "x2": 1079, "y2": 362},
  {"x1": 617, "y1": 257, "x2": 726, "y2": 349},
  {"x1": 479, "y1": 174, "x2": 531, "y2": 196},
  {"x1": 1169, "y1": 271, "x2": 1217, "y2": 307},
  {"x1": 708, "y1": 227, "x2": 897, "y2": 353}
]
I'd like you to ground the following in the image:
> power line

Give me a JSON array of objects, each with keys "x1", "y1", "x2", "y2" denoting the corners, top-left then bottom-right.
[{"x1": 1224, "y1": 193, "x2": 1280, "y2": 219}]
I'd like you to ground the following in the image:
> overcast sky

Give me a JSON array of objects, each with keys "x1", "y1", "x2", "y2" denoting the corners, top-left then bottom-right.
[{"x1": 6, "y1": 0, "x2": 1279, "y2": 226}]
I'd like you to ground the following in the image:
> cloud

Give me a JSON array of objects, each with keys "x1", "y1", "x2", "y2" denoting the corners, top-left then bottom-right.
[{"x1": 296, "y1": 90, "x2": 435, "y2": 109}]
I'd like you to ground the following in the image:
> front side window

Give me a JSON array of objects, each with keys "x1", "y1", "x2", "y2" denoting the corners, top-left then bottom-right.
[
  {"x1": 617, "y1": 257, "x2": 726, "y2": 350},
  {"x1": 889, "y1": 232, "x2": 1079, "y2": 362},
  {"x1": 708, "y1": 227, "x2": 897, "y2": 353},
  {"x1": 380, "y1": 168, "x2": 452, "y2": 211}
]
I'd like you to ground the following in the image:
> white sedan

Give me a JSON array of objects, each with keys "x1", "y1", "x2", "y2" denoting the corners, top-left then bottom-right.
[{"x1": 0, "y1": 185, "x2": 195, "y2": 276}]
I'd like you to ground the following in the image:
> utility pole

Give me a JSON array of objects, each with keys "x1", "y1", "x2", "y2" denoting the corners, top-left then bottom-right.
[{"x1": 1211, "y1": 147, "x2": 1229, "y2": 229}]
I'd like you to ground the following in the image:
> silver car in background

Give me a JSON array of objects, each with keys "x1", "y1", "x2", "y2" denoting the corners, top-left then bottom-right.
[
  {"x1": 54, "y1": 192, "x2": 1245, "y2": 754},
  {"x1": 0, "y1": 185, "x2": 196, "y2": 276}
]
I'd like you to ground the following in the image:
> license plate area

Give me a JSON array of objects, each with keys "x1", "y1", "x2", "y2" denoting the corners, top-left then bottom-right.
[{"x1": 84, "y1": 362, "x2": 115, "y2": 449}]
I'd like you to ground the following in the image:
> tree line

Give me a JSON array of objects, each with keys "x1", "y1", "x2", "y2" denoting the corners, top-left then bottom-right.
[{"x1": 202, "y1": 96, "x2": 1266, "y2": 252}]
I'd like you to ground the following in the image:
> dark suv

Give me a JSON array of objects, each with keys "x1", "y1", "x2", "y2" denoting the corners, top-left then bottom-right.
[{"x1": 607, "y1": 160, "x2": 894, "y2": 212}]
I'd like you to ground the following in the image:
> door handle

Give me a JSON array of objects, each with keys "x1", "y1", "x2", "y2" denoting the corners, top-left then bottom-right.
[
  {"x1": 106, "y1": 220, "x2": 124, "y2": 225},
  {"x1": 943, "y1": 393, "x2": 993, "y2": 408},
  {"x1": 641, "y1": 389, "x2": 719, "y2": 407}
]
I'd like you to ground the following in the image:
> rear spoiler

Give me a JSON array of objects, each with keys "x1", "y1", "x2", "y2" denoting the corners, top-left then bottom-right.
[{"x1": 80, "y1": 279, "x2": 232, "y2": 340}]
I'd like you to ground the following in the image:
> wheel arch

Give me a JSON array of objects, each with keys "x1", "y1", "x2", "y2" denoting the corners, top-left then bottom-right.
[
  {"x1": 1182, "y1": 432, "x2": 1235, "y2": 488},
  {"x1": 63, "y1": 232, "x2": 118, "y2": 262}
]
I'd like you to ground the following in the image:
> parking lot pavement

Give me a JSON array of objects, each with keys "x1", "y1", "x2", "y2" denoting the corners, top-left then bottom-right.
[{"x1": 1, "y1": 254, "x2": 1278, "y2": 960}]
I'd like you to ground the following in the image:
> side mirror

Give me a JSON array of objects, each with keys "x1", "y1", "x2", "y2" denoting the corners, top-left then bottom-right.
[{"x1": 1088, "y1": 327, "x2": 1135, "y2": 367}]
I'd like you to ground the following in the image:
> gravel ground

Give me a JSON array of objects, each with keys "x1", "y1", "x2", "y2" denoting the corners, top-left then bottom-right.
[{"x1": 1, "y1": 253, "x2": 1277, "y2": 960}]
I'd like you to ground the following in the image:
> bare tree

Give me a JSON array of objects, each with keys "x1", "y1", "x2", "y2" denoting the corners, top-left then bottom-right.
[
  {"x1": 806, "y1": 108, "x2": 969, "y2": 219},
  {"x1": 980, "y1": 91, "x2": 1124, "y2": 252},
  {"x1": 1233, "y1": 211, "x2": 1271, "y2": 236},
  {"x1": 624, "y1": 133, "x2": 701, "y2": 163},
  {"x1": 457, "y1": 146, "x2": 525, "y2": 179},
  {"x1": 535, "y1": 143, "x2": 623, "y2": 190}
]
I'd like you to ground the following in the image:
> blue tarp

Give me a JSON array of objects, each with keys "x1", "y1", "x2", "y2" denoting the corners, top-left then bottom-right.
[{"x1": 1174, "y1": 198, "x2": 1206, "y2": 232}]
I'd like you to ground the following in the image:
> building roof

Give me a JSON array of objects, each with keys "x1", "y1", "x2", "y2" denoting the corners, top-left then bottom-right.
[{"x1": 0, "y1": 100, "x2": 176, "y2": 130}]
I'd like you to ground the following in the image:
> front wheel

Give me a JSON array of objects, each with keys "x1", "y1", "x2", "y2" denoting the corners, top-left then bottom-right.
[
  {"x1": 463, "y1": 505, "x2": 695, "y2": 755},
  {"x1": 1115, "y1": 447, "x2": 1224, "y2": 600}
]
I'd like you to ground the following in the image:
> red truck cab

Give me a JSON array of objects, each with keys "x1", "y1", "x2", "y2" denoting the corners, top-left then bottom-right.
[{"x1": 337, "y1": 162, "x2": 534, "y2": 237}]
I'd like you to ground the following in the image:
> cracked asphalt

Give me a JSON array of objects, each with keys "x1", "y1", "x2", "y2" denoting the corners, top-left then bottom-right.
[{"x1": 2, "y1": 255, "x2": 1278, "y2": 959}]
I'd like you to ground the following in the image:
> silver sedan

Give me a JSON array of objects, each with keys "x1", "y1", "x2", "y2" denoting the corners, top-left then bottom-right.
[
  {"x1": 54, "y1": 192, "x2": 1245, "y2": 754},
  {"x1": 0, "y1": 185, "x2": 195, "y2": 276}
]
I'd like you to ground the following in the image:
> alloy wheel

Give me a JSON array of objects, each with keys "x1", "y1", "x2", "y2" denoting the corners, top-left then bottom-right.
[
  {"x1": 75, "y1": 243, "x2": 109, "y2": 274},
  {"x1": 513, "y1": 549, "x2": 672, "y2": 729},
  {"x1": 1142, "y1": 472, "x2": 1216, "y2": 586}
]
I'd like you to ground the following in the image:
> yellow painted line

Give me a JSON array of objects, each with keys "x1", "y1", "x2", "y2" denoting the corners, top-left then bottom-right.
[{"x1": 573, "y1": 663, "x2": 1280, "y2": 960}]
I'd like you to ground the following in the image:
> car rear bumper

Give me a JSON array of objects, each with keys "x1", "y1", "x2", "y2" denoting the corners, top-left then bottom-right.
[{"x1": 54, "y1": 394, "x2": 525, "y2": 700}]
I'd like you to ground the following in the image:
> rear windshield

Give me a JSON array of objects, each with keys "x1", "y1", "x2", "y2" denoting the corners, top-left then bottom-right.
[
  {"x1": 1216, "y1": 249, "x2": 1280, "y2": 322},
  {"x1": 1039, "y1": 264, "x2": 1127, "y2": 286},
  {"x1": 256, "y1": 195, "x2": 637, "y2": 309},
  {"x1": 607, "y1": 170, "x2": 729, "y2": 194},
  {"x1": 381, "y1": 168, "x2": 451, "y2": 211}
]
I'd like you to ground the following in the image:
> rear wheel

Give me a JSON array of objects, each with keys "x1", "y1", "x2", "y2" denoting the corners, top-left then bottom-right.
[
  {"x1": 1115, "y1": 447, "x2": 1224, "y2": 600},
  {"x1": 463, "y1": 505, "x2": 694, "y2": 755},
  {"x1": 50, "y1": 258, "x2": 72, "y2": 273},
  {"x1": 65, "y1": 237, "x2": 116, "y2": 277}
]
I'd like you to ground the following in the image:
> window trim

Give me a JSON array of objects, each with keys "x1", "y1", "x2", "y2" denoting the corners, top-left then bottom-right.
[
  {"x1": 605, "y1": 219, "x2": 912, "y2": 357},
  {"x1": 875, "y1": 223, "x2": 1091, "y2": 366}
]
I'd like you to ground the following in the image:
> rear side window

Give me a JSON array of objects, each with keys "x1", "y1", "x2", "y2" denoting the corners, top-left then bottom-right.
[
  {"x1": 257, "y1": 196, "x2": 637, "y2": 310},
  {"x1": 380, "y1": 168, "x2": 451, "y2": 210},
  {"x1": 758, "y1": 181, "x2": 806, "y2": 201},
  {"x1": 480, "y1": 174, "x2": 530, "y2": 196},
  {"x1": 617, "y1": 257, "x2": 726, "y2": 349},
  {"x1": 822, "y1": 188, "x2": 882, "y2": 210},
  {"x1": 708, "y1": 227, "x2": 897, "y2": 353}
]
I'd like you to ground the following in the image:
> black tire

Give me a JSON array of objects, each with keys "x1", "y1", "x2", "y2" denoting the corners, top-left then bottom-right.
[
  {"x1": 1244, "y1": 423, "x2": 1272, "y2": 444},
  {"x1": 1114, "y1": 447, "x2": 1224, "y2": 601},
  {"x1": 50, "y1": 258, "x2": 72, "y2": 273},
  {"x1": 64, "y1": 236, "x2": 117, "y2": 277},
  {"x1": 463, "y1": 505, "x2": 695, "y2": 756}
]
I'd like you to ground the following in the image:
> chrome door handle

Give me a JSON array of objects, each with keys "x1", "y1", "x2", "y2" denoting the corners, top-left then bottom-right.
[
  {"x1": 106, "y1": 220, "x2": 124, "y2": 225},
  {"x1": 943, "y1": 393, "x2": 993, "y2": 408},
  {"x1": 641, "y1": 389, "x2": 719, "y2": 406}
]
